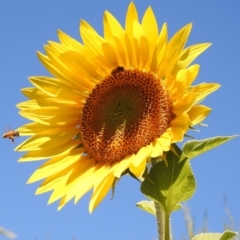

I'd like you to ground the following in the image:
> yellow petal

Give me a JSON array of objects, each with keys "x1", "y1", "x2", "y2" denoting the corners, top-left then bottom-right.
[
  {"x1": 104, "y1": 11, "x2": 125, "y2": 42},
  {"x1": 125, "y1": 2, "x2": 139, "y2": 67},
  {"x1": 35, "y1": 168, "x2": 72, "y2": 195},
  {"x1": 102, "y1": 42, "x2": 119, "y2": 68},
  {"x1": 133, "y1": 20, "x2": 149, "y2": 68},
  {"x1": 124, "y1": 33, "x2": 134, "y2": 66},
  {"x1": 170, "y1": 127, "x2": 185, "y2": 142},
  {"x1": 187, "y1": 64, "x2": 200, "y2": 84},
  {"x1": 89, "y1": 173, "x2": 115, "y2": 213},
  {"x1": 174, "y1": 43, "x2": 212, "y2": 72},
  {"x1": 142, "y1": 7, "x2": 158, "y2": 58},
  {"x1": 58, "y1": 30, "x2": 84, "y2": 52},
  {"x1": 49, "y1": 158, "x2": 95, "y2": 205},
  {"x1": 162, "y1": 23, "x2": 192, "y2": 77},
  {"x1": 150, "y1": 140, "x2": 163, "y2": 158},
  {"x1": 172, "y1": 92, "x2": 195, "y2": 115},
  {"x1": 102, "y1": 12, "x2": 128, "y2": 66},
  {"x1": 21, "y1": 87, "x2": 47, "y2": 100},
  {"x1": 17, "y1": 122, "x2": 49, "y2": 136},
  {"x1": 129, "y1": 156, "x2": 146, "y2": 177},
  {"x1": 74, "y1": 163, "x2": 107, "y2": 204},
  {"x1": 132, "y1": 145, "x2": 151, "y2": 167},
  {"x1": 17, "y1": 141, "x2": 78, "y2": 161},
  {"x1": 188, "y1": 105, "x2": 212, "y2": 125},
  {"x1": 125, "y1": 2, "x2": 138, "y2": 37},
  {"x1": 58, "y1": 50, "x2": 101, "y2": 84},
  {"x1": 27, "y1": 148, "x2": 84, "y2": 183},
  {"x1": 170, "y1": 69, "x2": 191, "y2": 99},
  {"x1": 37, "y1": 52, "x2": 78, "y2": 89},
  {"x1": 190, "y1": 83, "x2": 221, "y2": 104},
  {"x1": 18, "y1": 105, "x2": 80, "y2": 126},
  {"x1": 16, "y1": 128, "x2": 79, "y2": 152},
  {"x1": 170, "y1": 114, "x2": 190, "y2": 133},
  {"x1": 113, "y1": 36, "x2": 128, "y2": 67},
  {"x1": 29, "y1": 76, "x2": 61, "y2": 97},
  {"x1": 79, "y1": 19, "x2": 97, "y2": 33},
  {"x1": 113, "y1": 155, "x2": 134, "y2": 178},
  {"x1": 80, "y1": 23, "x2": 105, "y2": 58},
  {"x1": 45, "y1": 45, "x2": 92, "y2": 90},
  {"x1": 156, "y1": 131, "x2": 172, "y2": 152},
  {"x1": 154, "y1": 23, "x2": 167, "y2": 75}
]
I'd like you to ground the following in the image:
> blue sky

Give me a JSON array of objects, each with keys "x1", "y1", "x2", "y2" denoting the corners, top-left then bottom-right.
[{"x1": 0, "y1": 1, "x2": 240, "y2": 239}]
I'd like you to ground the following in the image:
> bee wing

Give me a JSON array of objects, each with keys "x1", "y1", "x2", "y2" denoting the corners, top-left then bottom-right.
[{"x1": 5, "y1": 125, "x2": 13, "y2": 131}]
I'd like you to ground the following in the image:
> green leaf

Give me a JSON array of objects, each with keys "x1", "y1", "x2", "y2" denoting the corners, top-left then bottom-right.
[
  {"x1": 141, "y1": 150, "x2": 196, "y2": 214},
  {"x1": 173, "y1": 203, "x2": 182, "y2": 211},
  {"x1": 219, "y1": 231, "x2": 238, "y2": 240},
  {"x1": 180, "y1": 135, "x2": 238, "y2": 161},
  {"x1": 192, "y1": 230, "x2": 237, "y2": 240},
  {"x1": 136, "y1": 200, "x2": 156, "y2": 216}
]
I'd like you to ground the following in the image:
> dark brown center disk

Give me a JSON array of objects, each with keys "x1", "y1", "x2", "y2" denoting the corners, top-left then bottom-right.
[{"x1": 80, "y1": 69, "x2": 173, "y2": 165}]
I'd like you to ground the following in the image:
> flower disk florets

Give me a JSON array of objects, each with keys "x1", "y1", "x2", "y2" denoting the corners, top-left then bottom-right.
[{"x1": 81, "y1": 69, "x2": 173, "y2": 165}]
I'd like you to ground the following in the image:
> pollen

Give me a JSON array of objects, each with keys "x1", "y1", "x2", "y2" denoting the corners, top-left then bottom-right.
[{"x1": 80, "y1": 69, "x2": 173, "y2": 165}]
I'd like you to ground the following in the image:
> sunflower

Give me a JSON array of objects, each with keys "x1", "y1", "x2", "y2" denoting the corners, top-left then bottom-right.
[{"x1": 16, "y1": 2, "x2": 220, "y2": 212}]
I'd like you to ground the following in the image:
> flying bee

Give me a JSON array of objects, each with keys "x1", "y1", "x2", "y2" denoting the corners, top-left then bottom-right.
[
  {"x1": 111, "y1": 66, "x2": 124, "y2": 75},
  {"x1": 2, "y1": 130, "x2": 19, "y2": 143}
]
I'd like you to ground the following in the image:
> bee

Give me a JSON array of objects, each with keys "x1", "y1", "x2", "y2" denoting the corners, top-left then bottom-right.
[
  {"x1": 111, "y1": 66, "x2": 124, "y2": 75},
  {"x1": 2, "y1": 130, "x2": 19, "y2": 143}
]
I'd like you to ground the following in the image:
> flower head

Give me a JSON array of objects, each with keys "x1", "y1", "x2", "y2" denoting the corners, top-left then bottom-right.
[{"x1": 16, "y1": 2, "x2": 220, "y2": 212}]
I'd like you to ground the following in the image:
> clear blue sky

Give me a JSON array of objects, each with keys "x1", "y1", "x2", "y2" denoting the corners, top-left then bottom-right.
[{"x1": 0, "y1": 1, "x2": 240, "y2": 239}]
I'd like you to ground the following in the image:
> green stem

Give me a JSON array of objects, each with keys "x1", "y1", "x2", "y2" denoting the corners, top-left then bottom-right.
[
  {"x1": 154, "y1": 202, "x2": 171, "y2": 240},
  {"x1": 165, "y1": 212, "x2": 171, "y2": 240},
  {"x1": 152, "y1": 158, "x2": 171, "y2": 240},
  {"x1": 154, "y1": 202, "x2": 165, "y2": 240}
]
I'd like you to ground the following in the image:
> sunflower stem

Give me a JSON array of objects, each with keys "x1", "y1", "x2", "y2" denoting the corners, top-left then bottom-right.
[
  {"x1": 155, "y1": 202, "x2": 165, "y2": 240},
  {"x1": 152, "y1": 158, "x2": 171, "y2": 240},
  {"x1": 154, "y1": 202, "x2": 171, "y2": 240},
  {"x1": 165, "y1": 212, "x2": 171, "y2": 240}
]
